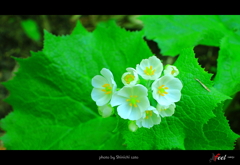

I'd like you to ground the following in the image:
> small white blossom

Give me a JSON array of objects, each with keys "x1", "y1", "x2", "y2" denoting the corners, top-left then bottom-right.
[
  {"x1": 136, "y1": 56, "x2": 163, "y2": 80},
  {"x1": 98, "y1": 104, "x2": 114, "y2": 118},
  {"x1": 128, "y1": 120, "x2": 138, "y2": 132},
  {"x1": 164, "y1": 65, "x2": 179, "y2": 76},
  {"x1": 152, "y1": 75, "x2": 183, "y2": 106},
  {"x1": 136, "y1": 106, "x2": 161, "y2": 128},
  {"x1": 121, "y1": 67, "x2": 139, "y2": 86},
  {"x1": 110, "y1": 84, "x2": 150, "y2": 120},
  {"x1": 156, "y1": 103, "x2": 176, "y2": 117},
  {"x1": 91, "y1": 68, "x2": 117, "y2": 106}
]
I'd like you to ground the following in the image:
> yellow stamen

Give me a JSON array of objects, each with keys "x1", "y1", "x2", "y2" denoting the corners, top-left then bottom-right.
[
  {"x1": 157, "y1": 85, "x2": 169, "y2": 96},
  {"x1": 126, "y1": 95, "x2": 140, "y2": 107},
  {"x1": 144, "y1": 66, "x2": 156, "y2": 76},
  {"x1": 124, "y1": 74, "x2": 135, "y2": 84},
  {"x1": 171, "y1": 67, "x2": 177, "y2": 75},
  {"x1": 101, "y1": 84, "x2": 112, "y2": 94},
  {"x1": 102, "y1": 84, "x2": 109, "y2": 87},
  {"x1": 159, "y1": 108, "x2": 167, "y2": 112},
  {"x1": 145, "y1": 110, "x2": 153, "y2": 119}
]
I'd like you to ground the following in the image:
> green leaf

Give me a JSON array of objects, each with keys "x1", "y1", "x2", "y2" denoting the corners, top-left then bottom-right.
[
  {"x1": 218, "y1": 15, "x2": 240, "y2": 32},
  {"x1": 214, "y1": 33, "x2": 240, "y2": 96},
  {"x1": 21, "y1": 19, "x2": 41, "y2": 41},
  {"x1": 203, "y1": 103, "x2": 239, "y2": 150},
  {"x1": 122, "y1": 48, "x2": 236, "y2": 150},
  {"x1": 139, "y1": 15, "x2": 229, "y2": 56},
  {"x1": 1, "y1": 114, "x2": 124, "y2": 150},
  {"x1": 1, "y1": 20, "x2": 153, "y2": 149}
]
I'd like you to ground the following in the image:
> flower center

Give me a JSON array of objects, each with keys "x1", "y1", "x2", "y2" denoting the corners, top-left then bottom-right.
[
  {"x1": 159, "y1": 108, "x2": 167, "y2": 112},
  {"x1": 126, "y1": 95, "x2": 140, "y2": 107},
  {"x1": 171, "y1": 67, "x2": 177, "y2": 75},
  {"x1": 124, "y1": 74, "x2": 135, "y2": 84},
  {"x1": 145, "y1": 110, "x2": 153, "y2": 119},
  {"x1": 101, "y1": 84, "x2": 112, "y2": 94},
  {"x1": 144, "y1": 66, "x2": 155, "y2": 76},
  {"x1": 158, "y1": 85, "x2": 169, "y2": 96}
]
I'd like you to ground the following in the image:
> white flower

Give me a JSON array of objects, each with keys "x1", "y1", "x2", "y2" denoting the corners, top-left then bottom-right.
[
  {"x1": 136, "y1": 106, "x2": 161, "y2": 128},
  {"x1": 128, "y1": 120, "x2": 138, "y2": 132},
  {"x1": 98, "y1": 104, "x2": 114, "y2": 118},
  {"x1": 110, "y1": 84, "x2": 150, "y2": 120},
  {"x1": 121, "y1": 67, "x2": 139, "y2": 86},
  {"x1": 151, "y1": 75, "x2": 183, "y2": 106},
  {"x1": 91, "y1": 68, "x2": 117, "y2": 106},
  {"x1": 164, "y1": 65, "x2": 179, "y2": 76},
  {"x1": 156, "y1": 103, "x2": 176, "y2": 117},
  {"x1": 136, "y1": 56, "x2": 163, "y2": 80}
]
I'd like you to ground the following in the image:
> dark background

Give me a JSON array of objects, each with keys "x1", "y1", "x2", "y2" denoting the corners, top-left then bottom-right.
[{"x1": 0, "y1": 15, "x2": 239, "y2": 150}]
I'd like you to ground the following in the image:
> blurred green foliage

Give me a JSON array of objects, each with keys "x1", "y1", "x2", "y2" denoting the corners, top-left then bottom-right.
[{"x1": 21, "y1": 19, "x2": 41, "y2": 41}]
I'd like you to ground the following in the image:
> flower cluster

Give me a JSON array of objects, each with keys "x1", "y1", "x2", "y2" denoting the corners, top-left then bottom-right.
[{"x1": 91, "y1": 56, "x2": 183, "y2": 130}]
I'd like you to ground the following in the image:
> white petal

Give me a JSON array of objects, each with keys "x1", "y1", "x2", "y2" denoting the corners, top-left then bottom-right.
[
  {"x1": 152, "y1": 89, "x2": 158, "y2": 100},
  {"x1": 166, "y1": 78, "x2": 183, "y2": 90},
  {"x1": 137, "y1": 69, "x2": 146, "y2": 78},
  {"x1": 121, "y1": 72, "x2": 132, "y2": 86},
  {"x1": 164, "y1": 65, "x2": 179, "y2": 76},
  {"x1": 133, "y1": 84, "x2": 148, "y2": 97},
  {"x1": 152, "y1": 107, "x2": 160, "y2": 116},
  {"x1": 151, "y1": 78, "x2": 160, "y2": 90},
  {"x1": 136, "y1": 64, "x2": 141, "y2": 73},
  {"x1": 165, "y1": 89, "x2": 181, "y2": 102},
  {"x1": 158, "y1": 103, "x2": 175, "y2": 117},
  {"x1": 151, "y1": 70, "x2": 161, "y2": 80},
  {"x1": 129, "y1": 78, "x2": 138, "y2": 86},
  {"x1": 110, "y1": 78, "x2": 117, "y2": 90},
  {"x1": 126, "y1": 67, "x2": 136, "y2": 72},
  {"x1": 136, "y1": 64, "x2": 146, "y2": 78},
  {"x1": 129, "y1": 68, "x2": 139, "y2": 86},
  {"x1": 149, "y1": 56, "x2": 163, "y2": 73},
  {"x1": 117, "y1": 86, "x2": 132, "y2": 98},
  {"x1": 91, "y1": 75, "x2": 108, "y2": 88},
  {"x1": 128, "y1": 121, "x2": 138, "y2": 132},
  {"x1": 157, "y1": 104, "x2": 169, "y2": 111},
  {"x1": 152, "y1": 88, "x2": 159, "y2": 100},
  {"x1": 136, "y1": 120, "x2": 143, "y2": 127},
  {"x1": 136, "y1": 107, "x2": 161, "y2": 128},
  {"x1": 164, "y1": 67, "x2": 171, "y2": 75},
  {"x1": 148, "y1": 56, "x2": 159, "y2": 64},
  {"x1": 136, "y1": 56, "x2": 164, "y2": 80},
  {"x1": 156, "y1": 94, "x2": 172, "y2": 106},
  {"x1": 160, "y1": 108, "x2": 174, "y2": 117},
  {"x1": 138, "y1": 96, "x2": 150, "y2": 112},
  {"x1": 100, "y1": 68, "x2": 114, "y2": 84},
  {"x1": 148, "y1": 106, "x2": 157, "y2": 111},
  {"x1": 96, "y1": 94, "x2": 111, "y2": 106},
  {"x1": 136, "y1": 59, "x2": 151, "y2": 80},
  {"x1": 100, "y1": 68, "x2": 113, "y2": 79},
  {"x1": 142, "y1": 118, "x2": 153, "y2": 128},
  {"x1": 159, "y1": 75, "x2": 173, "y2": 85},
  {"x1": 110, "y1": 92, "x2": 126, "y2": 107},
  {"x1": 91, "y1": 88, "x2": 106, "y2": 102},
  {"x1": 128, "y1": 107, "x2": 142, "y2": 120},
  {"x1": 98, "y1": 104, "x2": 114, "y2": 118},
  {"x1": 140, "y1": 58, "x2": 150, "y2": 68},
  {"x1": 117, "y1": 103, "x2": 132, "y2": 119},
  {"x1": 151, "y1": 114, "x2": 161, "y2": 124}
]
